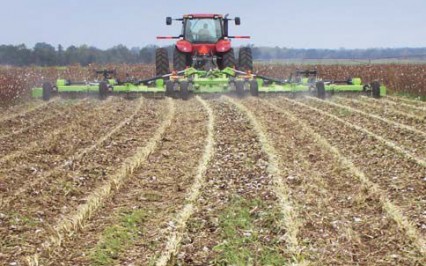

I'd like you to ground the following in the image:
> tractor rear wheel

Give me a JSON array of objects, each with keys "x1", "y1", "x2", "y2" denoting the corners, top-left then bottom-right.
[
  {"x1": 155, "y1": 48, "x2": 170, "y2": 76},
  {"x1": 235, "y1": 80, "x2": 245, "y2": 97},
  {"x1": 42, "y1": 82, "x2": 52, "y2": 101},
  {"x1": 238, "y1": 47, "x2": 253, "y2": 72},
  {"x1": 173, "y1": 48, "x2": 189, "y2": 71},
  {"x1": 220, "y1": 49, "x2": 236, "y2": 69},
  {"x1": 316, "y1": 81, "x2": 326, "y2": 99},
  {"x1": 371, "y1": 81, "x2": 381, "y2": 98}
]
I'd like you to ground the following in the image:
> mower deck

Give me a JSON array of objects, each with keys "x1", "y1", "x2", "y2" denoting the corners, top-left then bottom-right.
[{"x1": 32, "y1": 67, "x2": 386, "y2": 100}]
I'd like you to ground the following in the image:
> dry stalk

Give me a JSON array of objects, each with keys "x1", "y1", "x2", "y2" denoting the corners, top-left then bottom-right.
[
  {"x1": 361, "y1": 95, "x2": 426, "y2": 113},
  {"x1": 360, "y1": 95, "x2": 426, "y2": 119},
  {"x1": 156, "y1": 96, "x2": 215, "y2": 266},
  {"x1": 279, "y1": 98, "x2": 426, "y2": 168},
  {"x1": 225, "y1": 96, "x2": 304, "y2": 261},
  {"x1": 307, "y1": 96, "x2": 426, "y2": 138},
  {"x1": 267, "y1": 99, "x2": 426, "y2": 256},
  {"x1": 0, "y1": 98, "x2": 144, "y2": 207},
  {"x1": 0, "y1": 100, "x2": 92, "y2": 165},
  {"x1": 0, "y1": 98, "x2": 58, "y2": 124},
  {"x1": 72, "y1": 97, "x2": 144, "y2": 161},
  {"x1": 334, "y1": 96, "x2": 425, "y2": 122},
  {"x1": 25, "y1": 98, "x2": 175, "y2": 266},
  {"x1": 386, "y1": 95, "x2": 426, "y2": 108},
  {"x1": 0, "y1": 107, "x2": 68, "y2": 141}
]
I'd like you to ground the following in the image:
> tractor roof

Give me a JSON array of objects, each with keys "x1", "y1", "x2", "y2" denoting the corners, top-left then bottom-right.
[{"x1": 184, "y1": 14, "x2": 223, "y2": 19}]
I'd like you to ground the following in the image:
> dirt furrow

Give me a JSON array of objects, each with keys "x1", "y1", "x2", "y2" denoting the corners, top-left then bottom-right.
[
  {"x1": 271, "y1": 97, "x2": 426, "y2": 240},
  {"x1": 0, "y1": 101, "x2": 74, "y2": 139},
  {"x1": 303, "y1": 96, "x2": 426, "y2": 159},
  {"x1": 0, "y1": 98, "x2": 138, "y2": 200},
  {"x1": 0, "y1": 99, "x2": 171, "y2": 265},
  {"x1": 0, "y1": 100, "x2": 98, "y2": 158},
  {"x1": 0, "y1": 99, "x2": 55, "y2": 124},
  {"x1": 359, "y1": 96, "x2": 426, "y2": 118},
  {"x1": 0, "y1": 108, "x2": 65, "y2": 141},
  {"x1": 0, "y1": 102, "x2": 100, "y2": 166},
  {"x1": 284, "y1": 97, "x2": 426, "y2": 169},
  {"x1": 385, "y1": 96, "x2": 426, "y2": 109},
  {"x1": 333, "y1": 96, "x2": 426, "y2": 132},
  {"x1": 177, "y1": 98, "x2": 292, "y2": 265},
  {"x1": 41, "y1": 98, "x2": 208, "y2": 266},
  {"x1": 0, "y1": 97, "x2": 142, "y2": 206},
  {"x1": 382, "y1": 99, "x2": 426, "y2": 113},
  {"x1": 243, "y1": 98, "x2": 423, "y2": 265},
  {"x1": 0, "y1": 100, "x2": 41, "y2": 118}
]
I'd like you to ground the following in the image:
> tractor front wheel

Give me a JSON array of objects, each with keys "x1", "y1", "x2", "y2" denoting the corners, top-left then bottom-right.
[
  {"x1": 155, "y1": 48, "x2": 170, "y2": 76},
  {"x1": 238, "y1": 47, "x2": 253, "y2": 72}
]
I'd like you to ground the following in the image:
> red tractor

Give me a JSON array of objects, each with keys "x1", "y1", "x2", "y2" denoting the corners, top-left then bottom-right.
[{"x1": 156, "y1": 14, "x2": 253, "y2": 75}]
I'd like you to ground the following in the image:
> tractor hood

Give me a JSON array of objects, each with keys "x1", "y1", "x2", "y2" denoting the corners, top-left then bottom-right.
[{"x1": 176, "y1": 39, "x2": 232, "y2": 55}]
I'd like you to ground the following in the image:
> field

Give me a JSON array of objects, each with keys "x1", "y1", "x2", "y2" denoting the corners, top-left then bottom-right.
[{"x1": 0, "y1": 86, "x2": 425, "y2": 265}]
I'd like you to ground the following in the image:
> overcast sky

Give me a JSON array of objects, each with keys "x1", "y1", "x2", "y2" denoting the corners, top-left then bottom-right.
[{"x1": 1, "y1": 0, "x2": 425, "y2": 49}]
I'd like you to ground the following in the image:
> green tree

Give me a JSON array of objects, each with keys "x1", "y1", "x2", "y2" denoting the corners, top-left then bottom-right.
[{"x1": 33, "y1": 42, "x2": 57, "y2": 66}]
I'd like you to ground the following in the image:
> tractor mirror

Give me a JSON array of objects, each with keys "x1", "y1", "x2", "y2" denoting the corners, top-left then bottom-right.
[
  {"x1": 166, "y1": 17, "x2": 172, "y2": 25},
  {"x1": 235, "y1": 17, "x2": 241, "y2": 25}
]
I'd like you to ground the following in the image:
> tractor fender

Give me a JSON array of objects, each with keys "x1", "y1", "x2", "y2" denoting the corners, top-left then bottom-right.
[
  {"x1": 176, "y1": 40, "x2": 193, "y2": 53},
  {"x1": 216, "y1": 39, "x2": 231, "y2": 53}
]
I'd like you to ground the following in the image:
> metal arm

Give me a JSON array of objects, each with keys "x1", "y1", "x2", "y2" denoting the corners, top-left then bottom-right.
[{"x1": 118, "y1": 70, "x2": 186, "y2": 86}]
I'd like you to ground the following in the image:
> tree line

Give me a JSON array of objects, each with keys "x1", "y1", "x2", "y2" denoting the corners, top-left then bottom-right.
[{"x1": 1, "y1": 43, "x2": 426, "y2": 66}]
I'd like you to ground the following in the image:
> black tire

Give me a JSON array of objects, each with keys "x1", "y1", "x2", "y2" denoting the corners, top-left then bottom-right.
[
  {"x1": 362, "y1": 84, "x2": 370, "y2": 92},
  {"x1": 180, "y1": 81, "x2": 190, "y2": 100},
  {"x1": 316, "y1": 81, "x2": 326, "y2": 99},
  {"x1": 238, "y1": 47, "x2": 253, "y2": 72},
  {"x1": 371, "y1": 81, "x2": 381, "y2": 98},
  {"x1": 165, "y1": 80, "x2": 174, "y2": 97},
  {"x1": 235, "y1": 80, "x2": 245, "y2": 97},
  {"x1": 220, "y1": 48, "x2": 236, "y2": 70},
  {"x1": 249, "y1": 80, "x2": 259, "y2": 97},
  {"x1": 99, "y1": 81, "x2": 109, "y2": 99},
  {"x1": 155, "y1": 48, "x2": 170, "y2": 76},
  {"x1": 42, "y1": 82, "x2": 52, "y2": 101},
  {"x1": 173, "y1": 48, "x2": 189, "y2": 71}
]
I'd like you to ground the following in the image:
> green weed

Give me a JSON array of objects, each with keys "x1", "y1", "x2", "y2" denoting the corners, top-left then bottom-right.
[
  {"x1": 212, "y1": 196, "x2": 289, "y2": 265},
  {"x1": 90, "y1": 209, "x2": 147, "y2": 266}
]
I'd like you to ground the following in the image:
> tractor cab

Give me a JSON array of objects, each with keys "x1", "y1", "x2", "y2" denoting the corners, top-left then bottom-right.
[{"x1": 183, "y1": 15, "x2": 224, "y2": 44}]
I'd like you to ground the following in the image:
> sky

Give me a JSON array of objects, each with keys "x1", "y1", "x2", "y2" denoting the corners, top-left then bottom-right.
[{"x1": 0, "y1": 0, "x2": 425, "y2": 49}]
